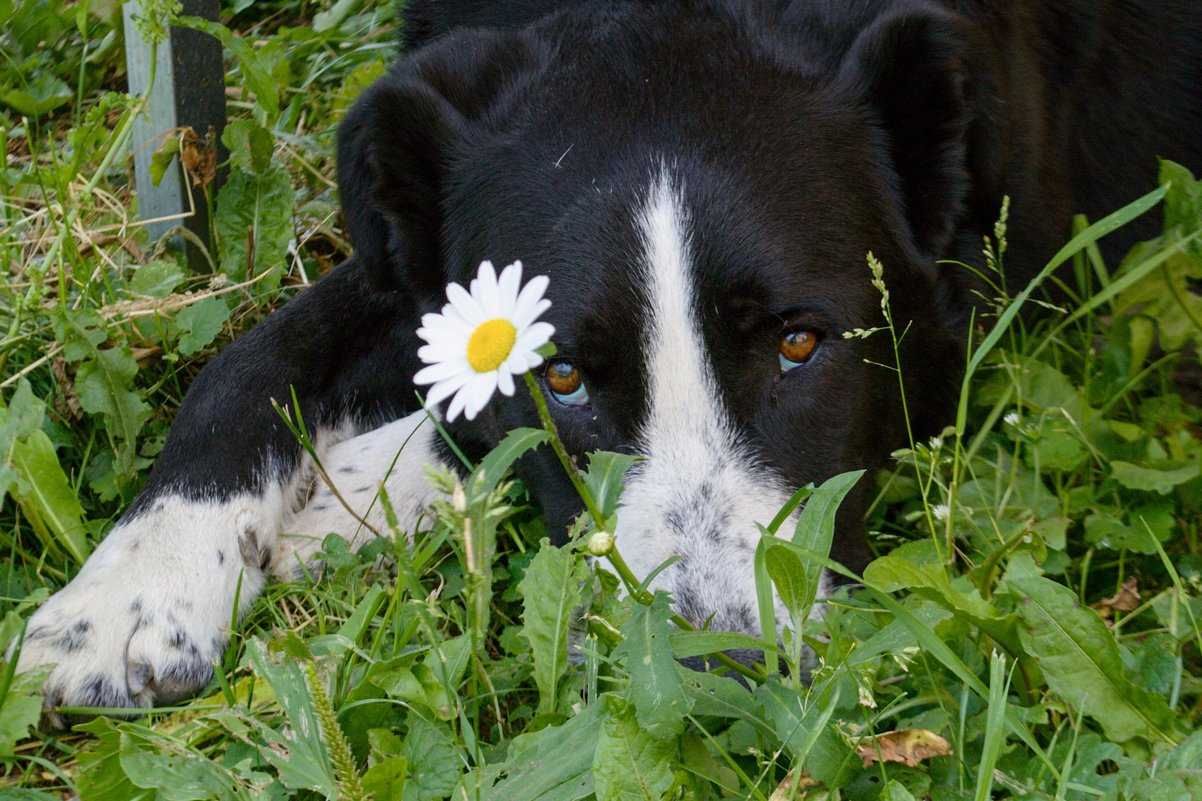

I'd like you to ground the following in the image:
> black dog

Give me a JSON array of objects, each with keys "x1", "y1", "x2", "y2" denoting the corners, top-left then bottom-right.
[{"x1": 16, "y1": 0, "x2": 1201, "y2": 724}]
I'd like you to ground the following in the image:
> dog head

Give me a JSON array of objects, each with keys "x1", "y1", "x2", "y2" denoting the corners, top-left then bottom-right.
[{"x1": 337, "y1": 0, "x2": 982, "y2": 636}]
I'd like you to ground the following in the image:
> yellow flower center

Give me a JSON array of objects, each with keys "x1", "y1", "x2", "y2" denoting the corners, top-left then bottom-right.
[{"x1": 466, "y1": 319, "x2": 517, "y2": 372}]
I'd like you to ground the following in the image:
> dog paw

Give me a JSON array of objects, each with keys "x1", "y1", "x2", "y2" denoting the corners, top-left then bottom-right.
[{"x1": 13, "y1": 494, "x2": 281, "y2": 729}]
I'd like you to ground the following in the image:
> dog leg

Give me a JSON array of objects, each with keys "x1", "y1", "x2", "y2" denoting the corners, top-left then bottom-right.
[
  {"x1": 12, "y1": 258, "x2": 428, "y2": 725},
  {"x1": 277, "y1": 410, "x2": 446, "y2": 568},
  {"x1": 14, "y1": 486, "x2": 287, "y2": 727}
]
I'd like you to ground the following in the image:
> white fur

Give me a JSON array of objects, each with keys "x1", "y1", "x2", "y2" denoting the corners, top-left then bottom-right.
[
  {"x1": 15, "y1": 409, "x2": 442, "y2": 723},
  {"x1": 279, "y1": 412, "x2": 444, "y2": 565},
  {"x1": 615, "y1": 172, "x2": 831, "y2": 636}
]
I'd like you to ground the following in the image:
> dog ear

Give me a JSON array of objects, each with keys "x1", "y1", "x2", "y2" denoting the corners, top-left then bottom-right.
[
  {"x1": 841, "y1": 7, "x2": 991, "y2": 260},
  {"x1": 337, "y1": 30, "x2": 536, "y2": 293}
]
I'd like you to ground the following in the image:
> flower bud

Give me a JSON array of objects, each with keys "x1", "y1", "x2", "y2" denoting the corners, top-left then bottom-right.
[{"x1": 587, "y1": 530, "x2": 614, "y2": 557}]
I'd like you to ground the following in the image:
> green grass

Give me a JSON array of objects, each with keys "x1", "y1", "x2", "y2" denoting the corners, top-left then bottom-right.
[{"x1": 2, "y1": 2, "x2": 1201, "y2": 799}]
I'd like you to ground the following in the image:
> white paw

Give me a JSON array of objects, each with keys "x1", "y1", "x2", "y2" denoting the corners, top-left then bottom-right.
[
  {"x1": 14, "y1": 493, "x2": 283, "y2": 728},
  {"x1": 279, "y1": 410, "x2": 445, "y2": 566}
]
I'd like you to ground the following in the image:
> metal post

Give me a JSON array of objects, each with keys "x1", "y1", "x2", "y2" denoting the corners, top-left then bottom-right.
[{"x1": 123, "y1": 0, "x2": 227, "y2": 271}]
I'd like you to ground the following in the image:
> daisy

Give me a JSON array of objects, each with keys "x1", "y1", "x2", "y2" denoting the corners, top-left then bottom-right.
[{"x1": 414, "y1": 260, "x2": 554, "y2": 421}]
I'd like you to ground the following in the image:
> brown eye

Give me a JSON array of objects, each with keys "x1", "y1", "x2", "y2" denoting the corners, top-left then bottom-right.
[
  {"x1": 544, "y1": 360, "x2": 589, "y2": 404},
  {"x1": 779, "y1": 329, "x2": 819, "y2": 370}
]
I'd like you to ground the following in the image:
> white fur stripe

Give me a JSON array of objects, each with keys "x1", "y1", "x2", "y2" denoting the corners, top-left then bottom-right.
[{"x1": 614, "y1": 169, "x2": 828, "y2": 642}]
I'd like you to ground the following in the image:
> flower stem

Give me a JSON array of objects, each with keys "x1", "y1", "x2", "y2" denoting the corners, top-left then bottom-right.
[
  {"x1": 522, "y1": 372, "x2": 606, "y2": 528},
  {"x1": 521, "y1": 371, "x2": 765, "y2": 684}
]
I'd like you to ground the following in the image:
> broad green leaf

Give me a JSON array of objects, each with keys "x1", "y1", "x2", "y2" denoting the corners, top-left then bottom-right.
[
  {"x1": 0, "y1": 380, "x2": 46, "y2": 503},
  {"x1": 473, "y1": 427, "x2": 551, "y2": 496},
  {"x1": 481, "y1": 703, "x2": 600, "y2": 801},
  {"x1": 363, "y1": 757, "x2": 408, "y2": 801},
  {"x1": 175, "y1": 296, "x2": 231, "y2": 355},
  {"x1": 1110, "y1": 458, "x2": 1200, "y2": 495},
  {"x1": 53, "y1": 308, "x2": 107, "y2": 362},
  {"x1": 128, "y1": 259, "x2": 185, "y2": 297},
  {"x1": 119, "y1": 732, "x2": 238, "y2": 800},
  {"x1": 149, "y1": 133, "x2": 181, "y2": 187},
  {"x1": 401, "y1": 717, "x2": 460, "y2": 801},
  {"x1": 0, "y1": 659, "x2": 47, "y2": 756},
  {"x1": 880, "y1": 780, "x2": 919, "y2": 801},
  {"x1": 313, "y1": 0, "x2": 362, "y2": 32},
  {"x1": 1084, "y1": 512, "x2": 1161, "y2": 554},
  {"x1": 1161, "y1": 160, "x2": 1202, "y2": 244},
  {"x1": 593, "y1": 695, "x2": 675, "y2": 801},
  {"x1": 864, "y1": 539, "x2": 1000, "y2": 625},
  {"x1": 214, "y1": 165, "x2": 295, "y2": 290},
  {"x1": 583, "y1": 450, "x2": 640, "y2": 521},
  {"x1": 519, "y1": 540, "x2": 588, "y2": 716},
  {"x1": 613, "y1": 592, "x2": 693, "y2": 740},
  {"x1": 1009, "y1": 576, "x2": 1177, "y2": 744},
  {"x1": 75, "y1": 347, "x2": 152, "y2": 451},
  {"x1": 679, "y1": 669, "x2": 770, "y2": 728},
  {"x1": 756, "y1": 679, "x2": 855, "y2": 787},
  {"x1": 73, "y1": 719, "x2": 146, "y2": 801},
  {"x1": 222, "y1": 119, "x2": 276, "y2": 173},
  {"x1": 844, "y1": 599, "x2": 951, "y2": 668},
  {"x1": 1014, "y1": 357, "x2": 1088, "y2": 422},
  {"x1": 0, "y1": 73, "x2": 72, "y2": 116},
  {"x1": 244, "y1": 639, "x2": 337, "y2": 795},
  {"x1": 764, "y1": 540, "x2": 808, "y2": 620},
  {"x1": 9, "y1": 427, "x2": 91, "y2": 565},
  {"x1": 790, "y1": 469, "x2": 863, "y2": 618}
]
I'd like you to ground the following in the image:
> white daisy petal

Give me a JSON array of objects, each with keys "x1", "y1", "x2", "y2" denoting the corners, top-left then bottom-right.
[
  {"x1": 513, "y1": 275, "x2": 550, "y2": 319},
  {"x1": 424, "y1": 372, "x2": 470, "y2": 408},
  {"x1": 420, "y1": 310, "x2": 474, "y2": 337},
  {"x1": 496, "y1": 369, "x2": 515, "y2": 396},
  {"x1": 446, "y1": 282, "x2": 486, "y2": 326},
  {"x1": 445, "y1": 388, "x2": 470, "y2": 422},
  {"x1": 414, "y1": 359, "x2": 469, "y2": 385},
  {"x1": 514, "y1": 322, "x2": 555, "y2": 353},
  {"x1": 497, "y1": 261, "x2": 523, "y2": 308},
  {"x1": 474, "y1": 261, "x2": 502, "y2": 318},
  {"x1": 462, "y1": 373, "x2": 498, "y2": 420}
]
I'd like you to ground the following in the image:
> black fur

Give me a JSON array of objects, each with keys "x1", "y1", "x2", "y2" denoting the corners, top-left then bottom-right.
[{"x1": 134, "y1": 0, "x2": 1202, "y2": 564}]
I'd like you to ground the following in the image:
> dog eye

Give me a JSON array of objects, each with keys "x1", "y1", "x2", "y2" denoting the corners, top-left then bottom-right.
[
  {"x1": 779, "y1": 328, "x2": 820, "y2": 372},
  {"x1": 544, "y1": 360, "x2": 590, "y2": 405}
]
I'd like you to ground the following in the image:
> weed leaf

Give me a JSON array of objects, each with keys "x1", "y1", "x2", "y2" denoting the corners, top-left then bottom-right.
[
  {"x1": 583, "y1": 450, "x2": 640, "y2": 521},
  {"x1": 756, "y1": 678, "x2": 855, "y2": 787},
  {"x1": 1109, "y1": 458, "x2": 1201, "y2": 495},
  {"x1": 75, "y1": 347, "x2": 152, "y2": 455},
  {"x1": 480, "y1": 703, "x2": 600, "y2": 801},
  {"x1": 175, "y1": 296, "x2": 232, "y2": 355},
  {"x1": 613, "y1": 591, "x2": 693, "y2": 740},
  {"x1": 593, "y1": 695, "x2": 675, "y2": 801},
  {"x1": 474, "y1": 427, "x2": 551, "y2": 496},
  {"x1": 244, "y1": 639, "x2": 338, "y2": 795},
  {"x1": 790, "y1": 469, "x2": 863, "y2": 616},
  {"x1": 1010, "y1": 575, "x2": 1178, "y2": 743},
  {"x1": 215, "y1": 166, "x2": 295, "y2": 289},
  {"x1": 0, "y1": 647, "x2": 46, "y2": 755},
  {"x1": 401, "y1": 717, "x2": 460, "y2": 801},
  {"x1": 680, "y1": 669, "x2": 769, "y2": 728},
  {"x1": 520, "y1": 540, "x2": 588, "y2": 715},
  {"x1": 8, "y1": 427, "x2": 90, "y2": 565}
]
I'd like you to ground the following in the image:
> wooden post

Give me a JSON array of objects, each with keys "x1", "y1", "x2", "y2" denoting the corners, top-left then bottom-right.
[{"x1": 123, "y1": 0, "x2": 227, "y2": 271}]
